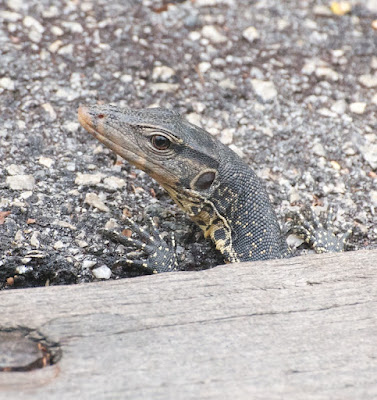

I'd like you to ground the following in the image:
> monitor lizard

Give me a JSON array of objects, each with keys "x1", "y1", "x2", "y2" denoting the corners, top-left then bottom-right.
[{"x1": 77, "y1": 104, "x2": 350, "y2": 273}]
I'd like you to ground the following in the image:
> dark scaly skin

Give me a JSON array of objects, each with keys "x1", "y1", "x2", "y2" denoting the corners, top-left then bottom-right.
[{"x1": 77, "y1": 105, "x2": 349, "y2": 273}]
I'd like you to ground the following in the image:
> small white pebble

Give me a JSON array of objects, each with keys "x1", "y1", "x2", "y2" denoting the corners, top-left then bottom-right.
[
  {"x1": 201, "y1": 25, "x2": 227, "y2": 44},
  {"x1": 75, "y1": 173, "x2": 104, "y2": 185},
  {"x1": 6, "y1": 175, "x2": 35, "y2": 191},
  {"x1": 92, "y1": 265, "x2": 112, "y2": 279},
  {"x1": 103, "y1": 176, "x2": 126, "y2": 190},
  {"x1": 349, "y1": 102, "x2": 366, "y2": 114},
  {"x1": 39, "y1": 156, "x2": 54, "y2": 168},
  {"x1": 251, "y1": 79, "x2": 277, "y2": 102},
  {"x1": 6, "y1": 164, "x2": 25, "y2": 175},
  {"x1": 0, "y1": 77, "x2": 15, "y2": 91},
  {"x1": 188, "y1": 31, "x2": 200, "y2": 41},
  {"x1": 242, "y1": 26, "x2": 259, "y2": 43},
  {"x1": 198, "y1": 61, "x2": 211, "y2": 74},
  {"x1": 105, "y1": 218, "x2": 119, "y2": 230},
  {"x1": 30, "y1": 232, "x2": 40, "y2": 248},
  {"x1": 51, "y1": 25, "x2": 64, "y2": 36},
  {"x1": 76, "y1": 240, "x2": 89, "y2": 248},
  {"x1": 53, "y1": 241, "x2": 64, "y2": 250},
  {"x1": 120, "y1": 74, "x2": 132, "y2": 83},
  {"x1": 16, "y1": 265, "x2": 33, "y2": 274},
  {"x1": 42, "y1": 103, "x2": 57, "y2": 120},
  {"x1": 84, "y1": 192, "x2": 110, "y2": 212},
  {"x1": 49, "y1": 40, "x2": 63, "y2": 53},
  {"x1": 359, "y1": 74, "x2": 377, "y2": 88},
  {"x1": 152, "y1": 65, "x2": 175, "y2": 82},
  {"x1": 83, "y1": 260, "x2": 97, "y2": 269},
  {"x1": 370, "y1": 191, "x2": 377, "y2": 206}
]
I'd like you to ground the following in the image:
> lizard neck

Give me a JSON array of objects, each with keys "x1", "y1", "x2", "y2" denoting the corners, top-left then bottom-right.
[{"x1": 209, "y1": 157, "x2": 290, "y2": 262}]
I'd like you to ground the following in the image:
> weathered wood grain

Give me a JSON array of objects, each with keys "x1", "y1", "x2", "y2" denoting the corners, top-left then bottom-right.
[{"x1": 0, "y1": 250, "x2": 376, "y2": 400}]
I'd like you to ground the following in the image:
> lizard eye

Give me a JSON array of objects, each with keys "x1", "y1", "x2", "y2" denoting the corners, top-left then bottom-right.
[{"x1": 151, "y1": 135, "x2": 171, "y2": 150}]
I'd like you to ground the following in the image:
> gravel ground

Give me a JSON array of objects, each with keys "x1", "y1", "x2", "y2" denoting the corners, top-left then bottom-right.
[{"x1": 1, "y1": 0, "x2": 377, "y2": 289}]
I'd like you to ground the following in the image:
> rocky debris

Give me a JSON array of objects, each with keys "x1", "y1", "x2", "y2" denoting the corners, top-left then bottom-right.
[{"x1": 1, "y1": 0, "x2": 377, "y2": 289}]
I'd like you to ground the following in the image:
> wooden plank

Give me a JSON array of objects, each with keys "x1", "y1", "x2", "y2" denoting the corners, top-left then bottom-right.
[{"x1": 0, "y1": 250, "x2": 376, "y2": 400}]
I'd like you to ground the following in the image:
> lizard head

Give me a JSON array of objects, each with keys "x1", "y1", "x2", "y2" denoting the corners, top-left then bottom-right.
[{"x1": 78, "y1": 104, "x2": 224, "y2": 214}]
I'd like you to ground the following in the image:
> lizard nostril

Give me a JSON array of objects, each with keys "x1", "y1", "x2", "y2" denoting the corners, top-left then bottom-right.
[{"x1": 97, "y1": 114, "x2": 105, "y2": 119}]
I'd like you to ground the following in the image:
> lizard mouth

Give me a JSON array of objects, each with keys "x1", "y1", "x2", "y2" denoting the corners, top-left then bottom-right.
[
  {"x1": 78, "y1": 104, "x2": 144, "y2": 166},
  {"x1": 78, "y1": 105, "x2": 102, "y2": 138},
  {"x1": 78, "y1": 104, "x2": 134, "y2": 154}
]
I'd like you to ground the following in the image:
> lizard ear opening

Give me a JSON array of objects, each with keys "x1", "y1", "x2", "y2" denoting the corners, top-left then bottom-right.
[{"x1": 191, "y1": 170, "x2": 216, "y2": 191}]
